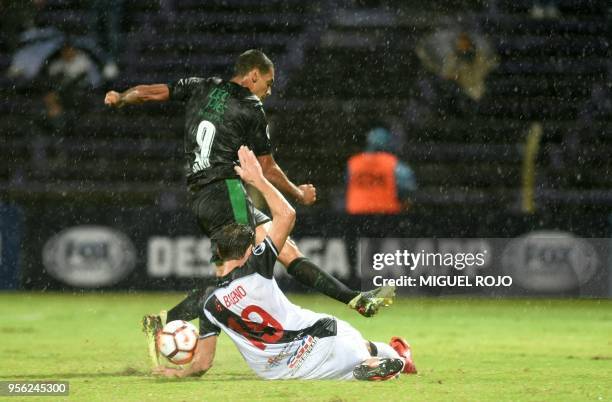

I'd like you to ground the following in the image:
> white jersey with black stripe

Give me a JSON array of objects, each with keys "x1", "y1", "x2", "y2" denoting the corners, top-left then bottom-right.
[{"x1": 198, "y1": 236, "x2": 339, "y2": 379}]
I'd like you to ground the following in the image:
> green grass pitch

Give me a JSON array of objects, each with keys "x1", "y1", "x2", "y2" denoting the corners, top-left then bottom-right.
[{"x1": 0, "y1": 293, "x2": 610, "y2": 401}]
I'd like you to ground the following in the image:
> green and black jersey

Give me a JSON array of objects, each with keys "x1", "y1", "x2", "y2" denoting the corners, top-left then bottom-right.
[{"x1": 168, "y1": 77, "x2": 272, "y2": 188}]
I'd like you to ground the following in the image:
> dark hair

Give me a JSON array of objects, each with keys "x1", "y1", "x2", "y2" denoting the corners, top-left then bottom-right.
[
  {"x1": 212, "y1": 223, "x2": 255, "y2": 260},
  {"x1": 234, "y1": 49, "x2": 274, "y2": 77}
]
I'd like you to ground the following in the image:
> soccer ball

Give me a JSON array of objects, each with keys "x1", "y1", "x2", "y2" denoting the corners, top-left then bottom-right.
[{"x1": 157, "y1": 320, "x2": 199, "y2": 365}]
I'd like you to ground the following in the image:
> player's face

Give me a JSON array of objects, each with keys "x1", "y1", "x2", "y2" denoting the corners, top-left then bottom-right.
[{"x1": 251, "y1": 68, "x2": 274, "y2": 101}]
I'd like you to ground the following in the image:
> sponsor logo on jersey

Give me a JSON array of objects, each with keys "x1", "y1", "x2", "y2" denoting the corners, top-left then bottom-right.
[
  {"x1": 266, "y1": 349, "x2": 294, "y2": 368},
  {"x1": 287, "y1": 335, "x2": 318, "y2": 371},
  {"x1": 253, "y1": 242, "x2": 266, "y2": 256},
  {"x1": 266, "y1": 335, "x2": 301, "y2": 369},
  {"x1": 223, "y1": 285, "x2": 247, "y2": 307},
  {"x1": 43, "y1": 225, "x2": 136, "y2": 287}
]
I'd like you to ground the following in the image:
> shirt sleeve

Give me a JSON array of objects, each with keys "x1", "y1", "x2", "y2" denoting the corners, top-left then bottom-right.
[
  {"x1": 248, "y1": 236, "x2": 279, "y2": 279},
  {"x1": 167, "y1": 77, "x2": 205, "y2": 102},
  {"x1": 395, "y1": 161, "x2": 417, "y2": 200},
  {"x1": 199, "y1": 310, "x2": 221, "y2": 339},
  {"x1": 248, "y1": 107, "x2": 273, "y2": 156}
]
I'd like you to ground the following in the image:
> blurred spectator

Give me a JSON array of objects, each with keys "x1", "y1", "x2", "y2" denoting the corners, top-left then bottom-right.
[
  {"x1": 90, "y1": 0, "x2": 124, "y2": 80},
  {"x1": 40, "y1": 42, "x2": 102, "y2": 139},
  {"x1": 48, "y1": 43, "x2": 102, "y2": 91},
  {"x1": 542, "y1": 78, "x2": 611, "y2": 197},
  {"x1": 405, "y1": 29, "x2": 497, "y2": 129},
  {"x1": 28, "y1": 42, "x2": 103, "y2": 152},
  {"x1": 345, "y1": 127, "x2": 416, "y2": 214},
  {"x1": 7, "y1": 28, "x2": 103, "y2": 89},
  {"x1": 558, "y1": 81, "x2": 612, "y2": 169},
  {"x1": 416, "y1": 29, "x2": 498, "y2": 102}
]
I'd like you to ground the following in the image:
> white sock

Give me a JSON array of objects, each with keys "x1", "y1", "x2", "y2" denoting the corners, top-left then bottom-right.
[{"x1": 373, "y1": 342, "x2": 400, "y2": 359}]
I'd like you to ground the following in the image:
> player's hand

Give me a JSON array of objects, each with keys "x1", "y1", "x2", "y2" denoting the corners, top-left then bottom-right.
[
  {"x1": 234, "y1": 146, "x2": 265, "y2": 186},
  {"x1": 152, "y1": 365, "x2": 185, "y2": 378},
  {"x1": 298, "y1": 184, "x2": 317, "y2": 206},
  {"x1": 104, "y1": 90, "x2": 123, "y2": 107}
]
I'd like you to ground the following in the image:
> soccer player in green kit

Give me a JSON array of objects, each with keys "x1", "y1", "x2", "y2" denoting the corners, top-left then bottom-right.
[{"x1": 104, "y1": 50, "x2": 394, "y2": 366}]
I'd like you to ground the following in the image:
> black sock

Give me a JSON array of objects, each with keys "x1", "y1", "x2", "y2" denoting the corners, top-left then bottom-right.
[
  {"x1": 286, "y1": 257, "x2": 359, "y2": 304},
  {"x1": 167, "y1": 288, "x2": 207, "y2": 322}
]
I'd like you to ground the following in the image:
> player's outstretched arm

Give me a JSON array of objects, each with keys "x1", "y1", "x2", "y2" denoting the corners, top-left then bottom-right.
[
  {"x1": 104, "y1": 84, "x2": 170, "y2": 108},
  {"x1": 257, "y1": 154, "x2": 317, "y2": 206},
  {"x1": 152, "y1": 336, "x2": 217, "y2": 378},
  {"x1": 236, "y1": 147, "x2": 295, "y2": 251}
]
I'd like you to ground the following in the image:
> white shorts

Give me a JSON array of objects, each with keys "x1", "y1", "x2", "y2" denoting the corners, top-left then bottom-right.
[{"x1": 291, "y1": 319, "x2": 371, "y2": 380}]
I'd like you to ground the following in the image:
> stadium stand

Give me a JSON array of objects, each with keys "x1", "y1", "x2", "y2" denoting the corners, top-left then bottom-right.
[{"x1": 1, "y1": 0, "x2": 610, "y2": 213}]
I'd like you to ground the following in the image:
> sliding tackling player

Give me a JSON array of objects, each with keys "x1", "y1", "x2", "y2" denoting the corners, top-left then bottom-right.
[
  {"x1": 104, "y1": 50, "x2": 394, "y2": 366},
  {"x1": 153, "y1": 147, "x2": 416, "y2": 380}
]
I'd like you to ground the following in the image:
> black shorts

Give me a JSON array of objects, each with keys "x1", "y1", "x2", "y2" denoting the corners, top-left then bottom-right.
[{"x1": 190, "y1": 178, "x2": 271, "y2": 259}]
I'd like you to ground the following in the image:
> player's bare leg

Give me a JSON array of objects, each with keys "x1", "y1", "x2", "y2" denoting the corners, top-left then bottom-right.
[{"x1": 255, "y1": 223, "x2": 395, "y2": 317}]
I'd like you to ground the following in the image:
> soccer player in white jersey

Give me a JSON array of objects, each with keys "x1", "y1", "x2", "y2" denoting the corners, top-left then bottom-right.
[{"x1": 153, "y1": 146, "x2": 417, "y2": 380}]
